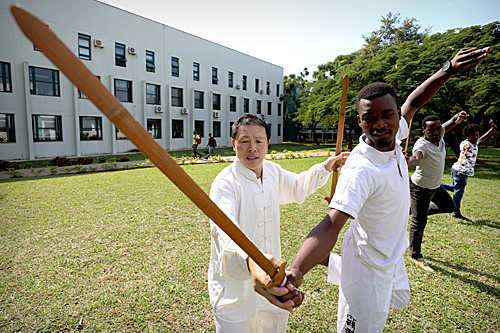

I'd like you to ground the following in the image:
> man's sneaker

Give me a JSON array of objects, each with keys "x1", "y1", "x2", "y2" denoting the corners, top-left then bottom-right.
[
  {"x1": 453, "y1": 214, "x2": 472, "y2": 222},
  {"x1": 412, "y1": 257, "x2": 434, "y2": 272}
]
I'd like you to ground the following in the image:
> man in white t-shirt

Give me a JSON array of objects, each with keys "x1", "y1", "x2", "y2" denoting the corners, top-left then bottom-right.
[
  {"x1": 406, "y1": 112, "x2": 468, "y2": 271},
  {"x1": 251, "y1": 46, "x2": 490, "y2": 333}
]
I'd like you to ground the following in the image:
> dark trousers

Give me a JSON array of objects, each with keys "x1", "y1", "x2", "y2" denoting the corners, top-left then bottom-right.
[
  {"x1": 193, "y1": 144, "x2": 202, "y2": 158},
  {"x1": 409, "y1": 180, "x2": 456, "y2": 259}
]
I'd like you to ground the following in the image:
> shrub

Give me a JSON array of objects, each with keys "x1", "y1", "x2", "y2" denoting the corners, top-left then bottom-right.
[
  {"x1": 49, "y1": 156, "x2": 72, "y2": 167},
  {"x1": 71, "y1": 157, "x2": 94, "y2": 165},
  {"x1": 98, "y1": 156, "x2": 107, "y2": 163},
  {"x1": 0, "y1": 160, "x2": 19, "y2": 171},
  {"x1": 118, "y1": 157, "x2": 130, "y2": 162}
]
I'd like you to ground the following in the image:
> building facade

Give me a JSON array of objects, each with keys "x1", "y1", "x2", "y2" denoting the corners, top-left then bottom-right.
[{"x1": 0, "y1": 0, "x2": 284, "y2": 160}]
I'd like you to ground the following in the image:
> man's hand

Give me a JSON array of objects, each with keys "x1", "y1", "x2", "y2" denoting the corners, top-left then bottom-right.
[
  {"x1": 455, "y1": 111, "x2": 470, "y2": 124},
  {"x1": 247, "y1": 254, "x2": 295, "y2": 312},
  {"x1": 490, "y1": 119, "x2": 497, "y2": 130},
  {"x1": 451, "y1": 47, "x2": 490, "y2": 73},
  {"x1": 323, "y1": 151, "x2": 350, "y2": 173}
]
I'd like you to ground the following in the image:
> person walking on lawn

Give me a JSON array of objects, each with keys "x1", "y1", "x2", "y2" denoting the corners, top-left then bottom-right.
[
  {"x1": 442, "y1": 119, "x2": 497, "y2": 221},
  {"x1": 192, "y1": 131, "x2": 203, "y2": 158},
  {"x1": 205, "y1": 133, "x2": 217, "y2": 159}
]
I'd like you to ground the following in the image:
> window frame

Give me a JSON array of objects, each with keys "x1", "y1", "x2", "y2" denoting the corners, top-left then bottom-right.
[
  {"x1": 146, "y1": 50, "x2": 155, "y2": 73},
  {"x1": 213, "y1": 93, "x2": 221, "y2": 111},
  {"x1": 29, "y1": 66, "x2": 60, "y2": 96},
  {"x1": 194, "y1": 90, "x2": 204, "y2": 109},
  {"x1": 278, "y1": 123, "x2": 281, "y2": 137},
  {"x1": 147, "y1": 119, "x2": 162, "y2": 139},
  {"x1": 244, "y1": 98, "x2": 249, "y2": 113},
  {"x1": 171, "y1": 87, "x2": 183, "y2": 107},
  {"x1": 212, "y1": 67, "x2": 218, "y2": 85},
  {"x1": 276, "y1": 84, "x2": 280, "y2": 98},
  {"x1": 193, "y1": 62, "x2": 200, "y2": 81},
  {"x1": 228, "y1": 72, "x2": 233, "y2": 88},
  {"x1": 171, "y1": 57, "x2": 179, "y2": 77},
  {"x1": 195, "y1": 120, "x2": 204, "y2": 138},
  {"x1": 256, "y1": 100, "x2": 262, "y2": 114},
  {"x1": 213, "y1": 121, "x2": 221, "y2": 138},
  {"x1": 116, "y1": 127, "x2": 127, "y2": 140},
  {"x1": 230, "y1": 96, "x2": 236, "y2": 112},
  {"x1": 267, "y1": 101, "x2": 272, "y2": 115},
  {"x1": 172, "y1": 119, "x2": 184, "y2": 138},
  {"x1": 255, "y1": 78, "x2": 259, "y2": 93},
  {"x1": 0, "y1": 62, "x2": 12, "y2": 93},
  {"x1": 266, "y1": 81, "x2": 270, "y2": 95},
  {"x1": 242, "y1": 75, "x2": 247, "y2": 90},
  {"x1": 78, "y1": 33, "x2": 91, "y2": 61},
  {"x1": 79, "y1": 116, "x2": 102, "y2": 141},
  {"x1": 114, "y1": 79, "x2": 132, "y2": 103},
  {"x1": 278, "y1": 103, "x2": 282, "y2": 116},
  {"x1": 115, "y1": 43, "x2": 126, "y2": 67},
  {"x1": 146, "y1": 83, "x2": 161, "y2": 105},
  {"x1": 32, "y1": 114, "x2": 62, "y2": 142},
  {"x1": 0, "y1": 113, "x2": 15, "y2": 143}
]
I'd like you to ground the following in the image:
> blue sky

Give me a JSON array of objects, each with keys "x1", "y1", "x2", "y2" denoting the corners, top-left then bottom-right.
[{"x1": 99, "y1": 0, "x2": 499, "y2": 76}]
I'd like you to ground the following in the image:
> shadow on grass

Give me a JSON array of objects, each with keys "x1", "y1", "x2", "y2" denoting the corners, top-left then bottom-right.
[
  {"x1": 456, "y1": 218, "x2": 500, "y2": 230},
  {"x1": 428, "y1": 257, "x2": 500, "y2": 299}
]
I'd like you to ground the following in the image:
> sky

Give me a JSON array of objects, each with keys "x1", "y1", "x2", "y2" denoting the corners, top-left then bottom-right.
[{"x1": 98, "y1": 0, "x2": 499, "y2": 77}]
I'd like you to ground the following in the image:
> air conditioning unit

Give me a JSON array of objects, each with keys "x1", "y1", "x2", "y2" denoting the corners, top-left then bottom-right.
[
  {"x1": 180, "y1": 108, "x2": 188, "y2": 114},
  {"x1": 213, "y1": 111, "x2": 220, "y2": 118},
  {"x1": 259, "y1": 90, "x2": 264, "y2": 94},
  {"x1": 94, "y1": 39, "x2": 105, "y2": 48},
  {"x1": 128, "y1": 47, "x2": 137, "y2": 55},
  {"x1": 155, "y1": 106, "x2": 163, "y2": 113},
  {"x1": 235, "y1": 84, "x2": 240, "y2": 90},
  {"x1": 279, "y1": 94, "x2": 284, "y2": 101}
]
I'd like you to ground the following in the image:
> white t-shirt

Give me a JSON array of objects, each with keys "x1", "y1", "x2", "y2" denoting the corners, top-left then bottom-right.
[
  {"x1": 329, "y1": 117, "x2": 410, "y2": 270},
  {"x1": 208, "y1": 158, "x2": 331, "y2": 323},
  {"x1": 451, "y1": 139, "x2": 479, "y2": 176},
  {"x1": 410, "y1": 124, "x2": 446, "y2": 189}
]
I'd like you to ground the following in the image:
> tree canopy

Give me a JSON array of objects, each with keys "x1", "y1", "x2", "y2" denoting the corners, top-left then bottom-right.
[{"x1": 288, "y1": 12, "x2": 500, "y2": 154}]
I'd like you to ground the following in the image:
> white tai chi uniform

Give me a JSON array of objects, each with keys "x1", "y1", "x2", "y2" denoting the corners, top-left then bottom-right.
[
  {"x1": 209, "y1": 157, "x2": 332, "y2": 332},
  {"x1": 327, "y1": 117, "x2": 411, "y2": 333}
]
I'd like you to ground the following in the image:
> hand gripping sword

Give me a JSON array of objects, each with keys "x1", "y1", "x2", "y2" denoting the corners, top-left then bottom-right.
[{"x1": 10, "y1": 5, "x2": 287, "y2": 290}]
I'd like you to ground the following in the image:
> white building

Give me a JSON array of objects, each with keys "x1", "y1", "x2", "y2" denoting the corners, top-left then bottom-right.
[{"x1": 0, "y1": 0, "x2": 284, "y2": 161}]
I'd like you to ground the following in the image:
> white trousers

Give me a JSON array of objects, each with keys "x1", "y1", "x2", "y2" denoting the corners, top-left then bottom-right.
[
  {"x1": 327, "y1": 230, "x2": 410, "y2": 333},
  {"x1": 214, "y1": 303, "x2": 289, "y2": 333}
]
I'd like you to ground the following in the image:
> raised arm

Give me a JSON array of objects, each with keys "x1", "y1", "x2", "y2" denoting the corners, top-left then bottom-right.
[
  {"x1": 401, "y1": 47, "x2": 490, "y2": 124},
  {"x1": 479, "y1": 120, "x2": 497, "y2": 143},
  {"x1": 444, "y1": 111, "x2": 469, "y2": 133}
]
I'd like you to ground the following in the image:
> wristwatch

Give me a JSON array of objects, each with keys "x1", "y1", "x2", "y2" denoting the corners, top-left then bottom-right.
[{"x1": 442, "y1": 60, "x2": 457, "y2": 74}]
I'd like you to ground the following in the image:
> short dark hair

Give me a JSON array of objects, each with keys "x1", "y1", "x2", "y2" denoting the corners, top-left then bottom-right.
[
  {"x1": 463, "y1": 123, "x2": 480, "y2": 137},
  {"x1": 231, "y1": 114, "x2": 270, "y2": 140},
  {"x1": 357, "y1": 83, "x2": 398, "y2": 110},
  {"x1": 421, "y1": 115, "x2": 441, "y2": 129}
]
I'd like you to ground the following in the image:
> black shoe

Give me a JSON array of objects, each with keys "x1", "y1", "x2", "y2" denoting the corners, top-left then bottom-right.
[
  {"x1": 453, "y1": 214, "x2": 472, "y2": 222},
  {"x1": 412, "y1": 257, "x2": 434, "y2": 272}
]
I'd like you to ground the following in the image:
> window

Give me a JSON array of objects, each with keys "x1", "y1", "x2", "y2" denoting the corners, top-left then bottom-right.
[
  {"x1": 29, "y1": 66, "x2": 60, "y2": 96},
  {"x1": 255, "y1": 78, "x2": 259, "y2": 93},
  {"x1": 193, "y1": 63, "x2": 200, "y2": 81},
  {"x1": 78, "y1": 33, "x2": 91, "y2": 60},
  {"x1": 267, "y1": 102, "x2": 272, "y2": 115},
  {"x1": 172, "y1": 119, "x2": 183, "y2": 138},
  {"x1": 79, "y1": 116, "x2": 102, "y2": 140},
  {"x1": 147, "y1": 119, "x2": 161, "y2": 139},
  {"x1": 0, "y1": 62, "x2": 12, "y2": 93},
  {"x1": 228, "y1": 72, "x2": 233, "y2": 88},
  {"x1": 194, "y1": 90, "x2": 204, "y2": 109},
  {"x1": 32, "y1": 115, "x2": 62, "y2": 141},
  {"x1": 172, "y1": 57, "x2": 179, "y2": 77},
  {"x1": 213, "y1": 121, "x2": 221, "y2": 137},
  {"x1": 242, "y1": 75, "x2": 247, "y2": 90},
  {"x1": 115, "y1": 43, "x2": 126, "y2": 67},
  {"x1": 171, "y1": 87, "x2": 183, "y2": 107},
  {"x1": 0, "y1": 114, "x2": 15, "y2": 143},
  {"x1": 256, "y1": 100, "x2": 261, "y2": 114},
  {"x1": 146, "y1": 51, "x2": 155, "y2": 73},
  {"x1": 34, "y1": 44, "x2": 40, "y2": 52},
  {"x1": 244, "y1": 98, "x2": 249, "y2": 113},
  {"x1": 266, "y1": 81, "x2": 270, "y2": 95},
  {"x1": 229, "y1": 122, "x2": 234, "y2": 138},
  {"x1": 79, "y1": 75, "x2": 100, "y2": 99},
  {"x1": 268, "y1": 123, "x2": 272, "y2": 137},
  {"x1": 276, "y1": 84, "x2": 280, "y2": 97},
  {"x1": 195, "y1": 120, "x2": 204, "y2": 138},
  {"x1": 230, "y1": 96, "x2": 236, "y2": 112},
  {"x1": 114, "y1": 79, "x2": 132, "y2": 103},
  {"x1": 146, "y1": 83, "x2": 161, "y2": 105},
  {"x1": 278, "y1": 124, "x2": 281, "y2": 137},
  {"x1": 116, "y1": 127, "x2": 127, "y2": 140},
  {"x1": 213, "y1": 94, "x2": 221, "y2": 110},
  {"x1": 212, "y1": 67, "x2": 218, "y2": 84},
  {"x1": 278, "y1": 103, "x2": 282, "y2": 116}
]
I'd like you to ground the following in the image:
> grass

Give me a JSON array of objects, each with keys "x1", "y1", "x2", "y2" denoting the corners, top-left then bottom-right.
[{"x1": 0, "y1": 148, "x2": 499, "y2": 332}]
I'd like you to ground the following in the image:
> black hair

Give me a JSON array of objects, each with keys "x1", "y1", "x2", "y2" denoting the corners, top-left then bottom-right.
[
  {"x1": 421, "y1": 115, "x2": 441, "y2": 129},
  {"x1": 357, "y1": 82, "x2": 398, "y2": 110},
  {"x1": 231, "y1": 114, "x2": 271, "y2": 141},
  {"x1": 463, "y1": 123, "x2": 480, "y2": 137}
]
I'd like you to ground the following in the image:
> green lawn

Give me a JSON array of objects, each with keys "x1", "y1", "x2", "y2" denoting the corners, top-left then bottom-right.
[{"x1": 1, "y1": 148, "x2": 499, "y2": 332}]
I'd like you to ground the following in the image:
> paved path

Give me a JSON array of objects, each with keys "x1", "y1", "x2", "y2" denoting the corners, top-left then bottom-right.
[{"x1": 0, "y1": 151, "x2": 330, "y2": 180}]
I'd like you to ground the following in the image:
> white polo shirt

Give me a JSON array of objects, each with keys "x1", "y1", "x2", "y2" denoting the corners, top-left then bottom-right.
[
  {"x1": 208, "y1": 158, "x2": 331, "y2": 323},
  {"x1": 329, "y1": 117, "x2": 410, "y2": 270},
  {"x1": 411, "y1": 124, "x2": 446, "y2": 189}
]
